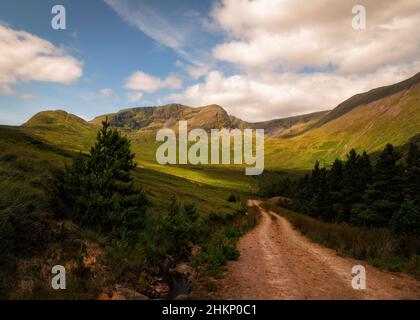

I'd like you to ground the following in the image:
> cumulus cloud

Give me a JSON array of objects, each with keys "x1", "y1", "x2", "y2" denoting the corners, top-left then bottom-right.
[
  {"x1": 127, "y1": 91, "x2": 143, "y2": 103},
  {"x1": 175, "y1": 60, "x2": 210, "y2": 80},
  {"x1": 163, "y1": 0, "x2": 420, "y2": 121},
  {"x1": 167, "y1": 61, "x2": 420, "y2": 122},
  {"x1": 211, "y1": 0, "x2": 420, "y2": 74},
  {"x1": 125, "y1": 71, "x2": 181, "y2": 93},
  {"x1": 0, "y1": 24, "x2": 83, "y2": 95}
]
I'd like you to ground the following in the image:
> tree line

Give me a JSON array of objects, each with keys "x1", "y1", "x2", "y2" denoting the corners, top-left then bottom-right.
[{"x1": 265, "y1": 143, "x2": 420, "y2": 236}]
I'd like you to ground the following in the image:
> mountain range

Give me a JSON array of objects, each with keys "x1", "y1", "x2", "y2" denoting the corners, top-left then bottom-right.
[{"x1": 21, "y1": 72, "x2": 420, "y2": 169}]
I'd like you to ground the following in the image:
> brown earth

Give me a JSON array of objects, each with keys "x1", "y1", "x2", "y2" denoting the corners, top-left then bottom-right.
[{"x1": 215, "y1": 200, "x2": 420, "y2": 300}]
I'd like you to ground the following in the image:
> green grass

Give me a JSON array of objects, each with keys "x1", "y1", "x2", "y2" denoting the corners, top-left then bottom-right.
[{"x1": 0, "y1": 123, "x2": 257, "y2": 298}]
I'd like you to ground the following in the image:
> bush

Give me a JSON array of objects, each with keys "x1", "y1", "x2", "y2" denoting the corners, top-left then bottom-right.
[
  {"x1": 391, "y1": 198, "x2": 420, "y2": 236},
  {"x1": 160, "y1": 198, "x2": 199, "y2": 257}
]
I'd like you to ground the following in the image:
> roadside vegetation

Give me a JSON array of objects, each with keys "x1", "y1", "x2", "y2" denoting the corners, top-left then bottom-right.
[
  {"x1": 260, "y1": 142, "x2": 420, "y2": 276},
  {"x1": 0, "y1": 122, "x2": 254, "y2": 299}
]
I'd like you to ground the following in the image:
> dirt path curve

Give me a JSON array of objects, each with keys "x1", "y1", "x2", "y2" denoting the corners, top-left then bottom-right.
[{"x1": 215, "y1": 200, "x2": 420, "y2": 300}]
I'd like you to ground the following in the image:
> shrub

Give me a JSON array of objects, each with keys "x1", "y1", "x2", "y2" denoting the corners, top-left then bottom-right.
[
  {"x1": 391, "y1": 198, "x2": 420, "y2": 236},
  {"x1": 62, "y1": 118, "x2": 148, "y2": 239}
]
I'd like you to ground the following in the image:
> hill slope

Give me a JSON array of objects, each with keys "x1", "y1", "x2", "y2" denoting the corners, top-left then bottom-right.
[
  {"x1": 265, "y1": 73, "x2": 420, "y2": 168},
  {"x1": 18, "y1": 72, "x2": 420, "y2": 170},
  {"x1": 90, "y1": 103, "x2": 328, "y2": 137},
  {"x1": 313, "y1": 72, "x2": 420, "y2": 128},
  {"x1": 21, "y1": 110, "x2": 97, "y2": 153},
  {"x1": 90, "y1": 104, "x2": 238, "y2": 132}
]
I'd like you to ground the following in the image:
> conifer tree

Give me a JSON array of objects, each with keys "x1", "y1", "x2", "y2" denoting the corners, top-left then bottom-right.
[
  {"x1": 341, "y1": 149, "x2": 361, "y2": 221},
  {"x1": 403, "y1": 142, "x2": 420, "y2": 204},
  {"x1": 356, "y1": 144, "x2": 403, "y2": 227},
  {"x1": 328, "y1": 158, "x2": 345, "y2": 220},
  {"x1": 63, "y1": 118, "x2": 148, "y2": 238}
]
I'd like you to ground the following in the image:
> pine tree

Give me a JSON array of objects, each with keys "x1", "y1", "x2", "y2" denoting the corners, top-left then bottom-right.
[
  {"x1": 341, "y1": 149, "x2": 361, "y2": 222},
  {"x1": 403, "y1": 142, "x2": 420, "y2": 204},
  {"x1": 389, "y1": 142, "x2": 420, "y2": 236},
  {"x1": 308, "y1": 161, "x2": 329, "y2": 218},
  {"x1": 162, "y1": 197, "x2": 198, "y2": 255},
  {"x1": 328, "y1": 159, "x2": 345, "y2": 221},
  {"x1": 358, "y1": 151, "x2": 372, "y2": 189},
  {"x1": 63, "y1": 118, "x2": 148, "y2": 238},
  {"x1": 355, "y1": 144, "x2": 403, "y2": 227}
]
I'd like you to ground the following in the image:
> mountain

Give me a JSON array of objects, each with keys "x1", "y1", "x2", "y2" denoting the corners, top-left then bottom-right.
[
  {"x1": 21, "y1": 110, "x2": 97, "y2": 152},
  {"x1": 90, "y1": 104, "x2": 241, "y2": 132},
  {"x1": 19, "y1": 72, "x2": 420, "y2": 169},
  {"x1": 250, "y1": 110, "x2": 329, "y2": 137},
  {"x1": 23, "y1": 109, "x2": 94, "y2": 131},
  {"x1": 312, "y1": 72, "x2": 420, "y2": 128},
  {"x1": 265, "y1": 72, "x2": 420, "y2": 168},
  {"x1": 90, "y1": 103, "x2": 329, "y2": 138}
]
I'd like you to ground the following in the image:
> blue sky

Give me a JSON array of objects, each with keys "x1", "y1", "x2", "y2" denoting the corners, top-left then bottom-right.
[
  {"x1": 0, "y1": 0, "x2": 220, "y2": 124},
  {"x1": 0, "y1": 0, "x2": 419, "y2": 124}
]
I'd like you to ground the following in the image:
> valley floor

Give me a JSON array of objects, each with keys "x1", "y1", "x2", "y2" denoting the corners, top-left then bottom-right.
[{"x1": 214, "y1": 200, "x2": 420, "y2": 300}]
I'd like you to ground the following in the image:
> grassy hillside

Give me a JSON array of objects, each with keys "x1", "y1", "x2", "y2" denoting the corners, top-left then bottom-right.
[
  {"x1": 0, "y1": 123, "x2": 256, "y2": 298},
  {"x1": 313, "y1": 72, "x2": 420, "y2": 128},
  {"x1": 2, "y1": 72, "x2": 419, "y2": 298},
  {"x1": 265, "y1": 76, "x2": 420, "y2": 169},
  {"x1": 19, "y1": 72, "x2": 420, "y2": 173},
  {"x1": 21, "y1": 110, "x2": 97, "y2": 153},
  {"x1": 250, "y1": 110, "x2": 329, "y2": 137}
]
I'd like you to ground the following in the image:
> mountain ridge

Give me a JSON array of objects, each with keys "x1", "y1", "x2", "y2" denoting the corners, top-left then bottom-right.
[
  {"x1": 18, "y1": 72, "x2": 420, "y2": 169},
  {"x1": 311, "y1": 72, "x2": 420, "y2": 129}
]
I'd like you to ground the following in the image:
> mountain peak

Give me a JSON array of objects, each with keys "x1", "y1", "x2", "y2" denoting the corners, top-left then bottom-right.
[
  {"x1": 90, "y1": 103, "x2": 237, "y2": 132},
  {"x1": 23, "y1": 110, "x2": 93, "y2": 131}
]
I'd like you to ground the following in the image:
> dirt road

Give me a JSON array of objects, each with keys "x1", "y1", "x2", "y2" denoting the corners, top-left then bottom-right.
[{"x1": 215, "y1": 200, "x2": 420, "y2": 300}]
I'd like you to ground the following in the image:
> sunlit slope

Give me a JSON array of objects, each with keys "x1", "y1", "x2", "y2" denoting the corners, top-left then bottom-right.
[
  {"x1": 19, "y1": 72, "x2": 420, "y2": 172},
  {"x1": 20, "y1": 110, "x2": 255, "y2": 191},
  {"x1": 21, "y1": 110, "x2": 97, "y2": 153},
  {"x1": 0, "y1": 125, "x2": 245, "y2": 218},
  {"x1": 90, "y1": 104, "x2": 239, "y2": 132},
  {"x1": 265, "y1": 78, "x2": 420, "y2": 169}
]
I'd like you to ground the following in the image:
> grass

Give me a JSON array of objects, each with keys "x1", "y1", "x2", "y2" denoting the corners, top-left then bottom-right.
[
  {"x1": 262, "y1": 202, "x2": 420, "y2": 277},
  {"x1": 0, "y1": 124, "x2": 257, "y2": 298},
  {"x1": 191, "y1": 202, "x2": 260, "y2": 276},
  {"x1": 264, "y1": 82, "x2": 420, "y2": 169}
]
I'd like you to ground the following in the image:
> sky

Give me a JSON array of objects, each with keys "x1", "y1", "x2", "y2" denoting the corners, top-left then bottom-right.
[{"x1": 0, "y1": 0, "x2": 419, "y2": 125}]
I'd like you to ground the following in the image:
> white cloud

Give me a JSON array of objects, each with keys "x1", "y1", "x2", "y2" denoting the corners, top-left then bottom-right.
[
  {"x1": 211, "y1": 0, "x2": 420, "y2": 74},
  {"x1": 99, "y1": 88, "x2": 117, "y2": 99},
  {"x1": 0, "y1": 24, "x2": 83, "y2": 95},
  {"x1": 127, "y1": 91, "x2": 143, "y2": 103},
  {"x1": 125, "y1": 71, "x2": 182, "y2": 93},
  {"x1": 167, "y1": 62, "x2": 420, "y2": 122},
  {"x1": 163, "y1": 0, "x2": 420, "y2": 121}
]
